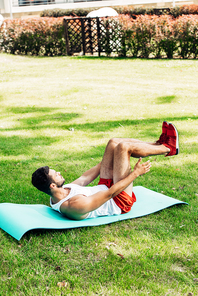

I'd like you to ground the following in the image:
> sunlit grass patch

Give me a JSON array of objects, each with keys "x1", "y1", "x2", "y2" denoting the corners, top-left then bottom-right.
[{"x1": 0, "y1": 54, "x2": 197, "y2": 296}]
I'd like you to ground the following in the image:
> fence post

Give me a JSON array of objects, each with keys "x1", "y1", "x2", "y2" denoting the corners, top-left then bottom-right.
[
  {"x1": 63, "y1": 18, "x2": 71, "y2": 56},
  {"x1": 105, "y1": 19, "x2": 111, "y2": 56},
  {"x1": 87, "y1": 18, "x2": 93, "y2": 55},
  {"x1": 81, "y1": 18, "x2": 86, "y2": 55},
  {"x1": 96, "y1": 17, "x2": 101, "y2": 57}
]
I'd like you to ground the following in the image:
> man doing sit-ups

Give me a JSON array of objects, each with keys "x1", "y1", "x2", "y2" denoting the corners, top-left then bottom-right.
[{"x1": 32, "y1": 121, "x2": 179, "y2": 220}]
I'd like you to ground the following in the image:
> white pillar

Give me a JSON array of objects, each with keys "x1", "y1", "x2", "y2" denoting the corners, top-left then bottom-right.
[
  {"x1": 3, "y1": 0, "x2": 11, "y2": 13},
  {"x1": 173, "y1": 0, "x2": 175, "y2": 7},
  {"x1": 9, "y1": 0, "x2": 13, "y2": 18}
]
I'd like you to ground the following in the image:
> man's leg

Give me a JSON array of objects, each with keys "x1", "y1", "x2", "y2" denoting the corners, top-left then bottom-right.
[
  {"x1": 112, "y1": 141, "x2": 169, "y2": 195},
  {"x1": 100, "y1": 121, "x2": 178, "y2": 196},
  {"x1": 100, "y1": 138, "x2": 147, "y2": 180},
  {"x1": 113, "y1": 141, "x2": 133, "y2": 196},
  {"x1": 100, "y1": 138, "x2": 169, "y2": 181}
]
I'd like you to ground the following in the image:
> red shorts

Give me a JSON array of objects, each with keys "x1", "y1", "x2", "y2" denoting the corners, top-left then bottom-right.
[{"x1": 98, "y1": 178, "x2": 136, "y2": 214}]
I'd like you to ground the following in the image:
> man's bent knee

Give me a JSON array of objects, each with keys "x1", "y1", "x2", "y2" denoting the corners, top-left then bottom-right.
[
  {"x1": 114, "y1": 142, "x2": 131, "y2": 154},
  {"x1": 107, "y1": 138, "x2": 120, "y2": 148}
]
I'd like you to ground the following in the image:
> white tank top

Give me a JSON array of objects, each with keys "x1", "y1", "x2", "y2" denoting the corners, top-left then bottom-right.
[{"x1": 50, "y1": 183, "x2": 121, "y2": 218}]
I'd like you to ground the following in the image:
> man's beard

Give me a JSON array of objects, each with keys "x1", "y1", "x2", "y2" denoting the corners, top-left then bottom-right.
[{"x1": 56, "y1": 179, "x2": 65, "y2": 188}]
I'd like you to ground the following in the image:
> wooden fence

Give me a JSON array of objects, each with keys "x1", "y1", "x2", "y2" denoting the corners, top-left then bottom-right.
[{"x1": 63, "y1": 17, "x2": 124, "y2": 56}]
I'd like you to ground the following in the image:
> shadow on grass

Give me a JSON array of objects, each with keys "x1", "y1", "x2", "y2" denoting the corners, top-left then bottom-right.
[
  {"x1": 0, "y1": 109, "x2": 197, "y2": 158},
  {"x1": 1, "y1": 105, "x2": 198, "y2": 135},
  {"x1": 156, "y1": 95, "x2": 177, "y2": 104},
  {"x1": 7, "y1": 106, "x2": 61, "y2": 114},
  {"x1": 0, "y1": 135, "x2": 58, "y2": 156},
  {"x1": 71, "y1": 55, "x2": 165, "y2": 61},
  {"x1": 0, "y1": 94, "x2": 4, "y2": 102}
]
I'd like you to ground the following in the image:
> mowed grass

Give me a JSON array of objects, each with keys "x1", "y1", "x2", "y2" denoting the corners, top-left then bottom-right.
[{"x1": 0, "y1": 53, "x2": 198, "y2": 296}]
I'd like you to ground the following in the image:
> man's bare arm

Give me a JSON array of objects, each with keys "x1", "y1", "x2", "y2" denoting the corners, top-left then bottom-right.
[
  {"x1": 71, "y1": 162, "x2": 101, "y2": 186},
  {"x1": 63, "y1": 158, "x2": 151, "y2": 219}
]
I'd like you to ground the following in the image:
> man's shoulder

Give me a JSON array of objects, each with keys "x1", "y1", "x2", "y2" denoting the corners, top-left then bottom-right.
[{"x1": 60, "y1": 194, "x2": 89, "y2": 220}]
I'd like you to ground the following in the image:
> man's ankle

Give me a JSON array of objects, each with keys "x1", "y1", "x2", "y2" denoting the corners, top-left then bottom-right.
[{"x1": 162, "y1": 144, "x2": 171, "y2": 155}]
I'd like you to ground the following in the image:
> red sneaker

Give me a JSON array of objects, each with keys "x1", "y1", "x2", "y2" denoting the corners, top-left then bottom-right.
[
  {"x1": 156, "y1": 121, "x2": 169, "y2": 144},
  {"x1": 163, "y1": 123, "x2": 179, "y2": 156},
  {"x1": 162, "y1": 121, "x2": 169, "y2": 134}
]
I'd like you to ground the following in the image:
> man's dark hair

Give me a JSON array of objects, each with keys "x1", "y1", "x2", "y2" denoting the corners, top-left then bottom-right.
[{"x1": 32, "y1": 166, "x2": 53, "y2": 195}]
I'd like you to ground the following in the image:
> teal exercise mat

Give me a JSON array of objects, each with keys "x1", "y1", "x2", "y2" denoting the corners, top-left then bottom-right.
[{"x1": 0, "y1": 186, "x2": 188, "y2": 241}]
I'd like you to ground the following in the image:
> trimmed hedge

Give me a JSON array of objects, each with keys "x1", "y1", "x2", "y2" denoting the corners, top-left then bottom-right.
[
  {"x1": 40, "y1": 4, "x2": 198, "y2": 18},
  {"x1": 0, "y1": 15, "x2": 198, "y2": 58},
  {"x1": 118, "y1": 14, "x2": 198, "y2": 58},
  {"x1": 40, "y1": 8, "x2": 93, "y2": 18},
  {"x1": 116, "y1": 4, "x2": 198, "y2": 18},
  {"x1": 0, "y1": 17, "x2": 66, "y2": 56}
]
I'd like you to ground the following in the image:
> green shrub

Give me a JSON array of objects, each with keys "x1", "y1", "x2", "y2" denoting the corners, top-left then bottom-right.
[
  {"x1": 40, "y1": 8, "x2": 93, "y2": 18},
  {"x1": 1, "y1": 15, "x2": 198, "y2": 58},
  {"x1": 175, "y1": 15, "x2": 198, "y2": 58},
  {"x1": 0, "y1": 17, "x2": 66, "y2": 56},
  {"x1": 40, "y1": 4, "x2": 198, "y2": 19},
  {"x1": 118, "y1": 14, "x2": 198, "y2": 58},
  {"x1": 116, "y1": 4, "x2": 198, "y2": 18}
]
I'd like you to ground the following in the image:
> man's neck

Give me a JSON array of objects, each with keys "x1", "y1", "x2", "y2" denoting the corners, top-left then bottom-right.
[{"x1": 51, "y1": 187, "x2": 71, "y2": 204}]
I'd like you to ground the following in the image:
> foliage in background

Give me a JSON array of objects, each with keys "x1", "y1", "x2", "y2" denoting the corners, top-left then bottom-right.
[
  {"x1": 0, "y1": 17, "x2": 66, "y2": 56},
  {"x1": 66, "y1": 15, "x2": 198, "y2": 58},
  {"x1": 40, "y1": 4, "x2": 198, "y2": 18},
  {"x1": 40, "y1": 7, "x2": 93, "y2": 17},
  {"x1": 0, "y1": 14, "x2": 198, "y2": 58},
  {"x1": 119, "y1": 14, "x2": 198, "y2": 59},
  {"x1": 117, "y1": 4, "x2": 198, "y2": 18}
]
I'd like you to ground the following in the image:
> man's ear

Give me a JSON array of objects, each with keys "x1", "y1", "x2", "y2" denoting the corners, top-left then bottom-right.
[{"x1": 49, "y1": 183, "x2": 57, "y2": 190}]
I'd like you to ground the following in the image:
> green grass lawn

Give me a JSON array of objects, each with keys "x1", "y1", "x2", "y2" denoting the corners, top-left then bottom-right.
[{"x1": 0, "y1": 53, "x2": 198, "y2": 296}]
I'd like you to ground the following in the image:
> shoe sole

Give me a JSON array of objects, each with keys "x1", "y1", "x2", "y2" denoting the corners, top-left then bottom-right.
[{"x1": 169, "y1": 123, "x2": 179, "y2": 155}]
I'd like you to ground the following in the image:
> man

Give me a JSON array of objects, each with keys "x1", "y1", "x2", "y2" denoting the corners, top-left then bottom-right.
[{"x1": 32, "y1": 121, "x2": 179, "y2": 220}]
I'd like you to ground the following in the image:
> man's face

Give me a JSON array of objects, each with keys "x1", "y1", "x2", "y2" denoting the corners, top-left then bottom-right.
[{"x1": 48, "y1": 169, "x2": 65, "y2": 187}]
